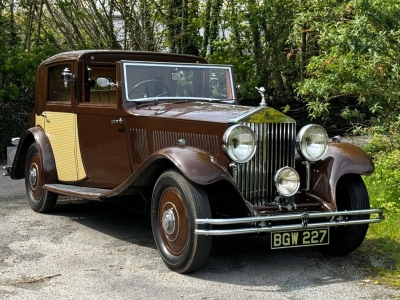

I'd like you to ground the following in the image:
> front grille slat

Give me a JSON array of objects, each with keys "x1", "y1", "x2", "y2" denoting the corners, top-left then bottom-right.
[
  {"x1": 262, "y1": 124, "x2": 267, "y2": 206},
  {"x1": 255, "y1": 124, "x2": 261, "y2": 205},
  {"x1": 236, "y1": 122, "x2": 296, "y2": 207}
]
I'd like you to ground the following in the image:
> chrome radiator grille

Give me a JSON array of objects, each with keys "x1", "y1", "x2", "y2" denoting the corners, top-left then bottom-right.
[{"x1": 235, "y1": 122, "x2": 296, "y2": 207}]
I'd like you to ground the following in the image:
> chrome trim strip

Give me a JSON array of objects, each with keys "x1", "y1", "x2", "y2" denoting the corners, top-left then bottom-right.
[{"x1": 228, "y1": 107, "x2": 263, "y2": 124}]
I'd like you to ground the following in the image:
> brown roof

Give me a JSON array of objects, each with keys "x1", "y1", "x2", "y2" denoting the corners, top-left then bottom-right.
[{"x1": 41, "y1": 50, "x2": 208, "y2": 65}]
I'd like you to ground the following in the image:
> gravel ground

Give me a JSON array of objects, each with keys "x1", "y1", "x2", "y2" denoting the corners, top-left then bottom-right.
[{"x1": 0, "y1": 167, "x2": 399, "y2": 300}]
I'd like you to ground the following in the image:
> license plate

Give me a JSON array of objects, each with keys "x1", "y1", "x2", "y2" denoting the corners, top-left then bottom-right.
[{"x1": 271, "y1": 228, "x2": 329, "y2": 249}]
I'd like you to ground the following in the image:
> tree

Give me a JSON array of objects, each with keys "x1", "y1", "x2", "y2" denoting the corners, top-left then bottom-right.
[
  {"x1": 0, "y1": 1, "x2": 61, "y2": 160},
  {"x1": 207, "y1": 0, "x2": 301, "y2": 104},
  {"x1": 291, "y1": 0, "x2": 400, "y2": 126}
]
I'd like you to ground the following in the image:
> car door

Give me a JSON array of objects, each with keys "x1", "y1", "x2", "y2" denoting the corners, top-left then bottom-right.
[
  {"x1": 76, "y1": 64, "x2": 131, "y2": 188},
  {"x1": 35, "y1": 61, "x2": 87, "y2": 183}
]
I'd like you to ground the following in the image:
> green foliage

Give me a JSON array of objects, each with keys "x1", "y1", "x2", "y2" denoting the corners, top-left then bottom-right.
[
  {"x1": 2, "y1": 0, "x2": 400, "y2": 160},
  {"x1": 0, "y1": 2, "x2": 61, "y2": 161},
  {"x1": 292, "y1": 0, "x2": 400, "y2": 124},
  {"x1": 363, "y1": 148, "x2": 400, "y2": 286},
  {"x1": 365, "y1": 150, "x2": 400, "y2": 212},
  {"x1": 207, "y1": 0, "x2": 301, "y2": 104},
  {"x1": 362, "y1": 114, "x2": 400, "y2": 157},
  {"x1": 0, "y1": 46, "x2": 60, "y2": 161}
]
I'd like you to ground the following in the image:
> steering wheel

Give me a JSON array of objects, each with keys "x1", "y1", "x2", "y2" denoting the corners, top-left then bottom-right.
[{"x1": 128, "y1": 79, "x2": 170, "y2": 98}]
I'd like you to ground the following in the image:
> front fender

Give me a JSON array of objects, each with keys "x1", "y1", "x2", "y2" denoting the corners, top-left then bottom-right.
[
  {"x1": 153, "y1": 147, "x2": 233, "y2": 185},
  {"x1": 296, "y1": 142, "x2": 373, "y2": 209},
  {"x1": 10, "y1": 127, "x2": 58, "y2": 185},
  {"x1": 102, "y1": 146, "x2": 235, "y2": 195},
  {"x1": 99, "y1": 146, "x2": 252, "y2": 216}
]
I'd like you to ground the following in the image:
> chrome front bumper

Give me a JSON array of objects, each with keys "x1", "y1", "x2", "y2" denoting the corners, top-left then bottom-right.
[{"x1": 195, "y1": 208, "x2": 384, "y2": 236}]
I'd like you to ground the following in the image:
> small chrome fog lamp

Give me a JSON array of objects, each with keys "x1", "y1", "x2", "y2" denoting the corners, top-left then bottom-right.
[{"x1": 274, "y1": 167, "x2": 300, "y2": 197}]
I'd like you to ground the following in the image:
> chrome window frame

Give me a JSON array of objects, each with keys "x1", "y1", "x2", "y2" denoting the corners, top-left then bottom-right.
[{"x1": 121, "y1": 60, "x2": 236, "y2": 102}]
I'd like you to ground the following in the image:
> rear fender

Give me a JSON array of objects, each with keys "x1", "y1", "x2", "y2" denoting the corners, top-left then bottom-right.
[
  {"x1": 296, "y1": 142, "x2": 373, "y2": 209},
  {"x1": 10, "y1": 127, "x2": 57, "y2": 185}
]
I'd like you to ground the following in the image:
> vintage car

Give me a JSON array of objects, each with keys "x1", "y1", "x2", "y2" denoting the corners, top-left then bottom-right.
[{"x1": 9, "y1": 50, "x2": 384, "y2": 273}]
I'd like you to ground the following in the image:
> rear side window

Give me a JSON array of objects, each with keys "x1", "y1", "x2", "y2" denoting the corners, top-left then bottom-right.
[{"x1": 48, "y1": 64, "x2": 72, "y2": 103}]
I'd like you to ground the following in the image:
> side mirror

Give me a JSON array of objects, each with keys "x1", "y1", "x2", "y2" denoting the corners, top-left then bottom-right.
[
  {"x1": 97, "y1": 77, "x2": 119, "y2": 88},
  {"x1": 61, "y1": 68, "x2": 74, "y2": 87},
  {"x1": 97, "y1": 77, "x2": 110, "y2": 88}
]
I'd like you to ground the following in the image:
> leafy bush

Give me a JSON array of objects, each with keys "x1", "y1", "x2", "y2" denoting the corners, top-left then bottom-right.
[
  {"x1": 292, "y1": 0, "x2": 400, "y2": 127},
  {"x1": 363, "y1": 115, "x2": 400, "y2": 157},
  {"x1": 363, "y1": 147, "x2": 400, "y2": 286},
  {"x1": 365, "y1": 149, "x2": 400, "y2": 212},
  {"x1": 0, "y1": 47, "x2": 60, "y2": 161}
]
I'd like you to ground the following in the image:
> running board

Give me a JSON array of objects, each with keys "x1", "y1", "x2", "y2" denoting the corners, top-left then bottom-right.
[{"x1": 43, "y1": 184, "x2": 111, "y2": 200}]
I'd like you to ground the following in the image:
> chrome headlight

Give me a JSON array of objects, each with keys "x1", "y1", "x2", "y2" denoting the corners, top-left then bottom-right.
[
  {"x1": 296, "y1": 124, "x2": 328, "y2": 161},
  {"x1": 274, "y1": 167, "x2": 300, "y2": 197},
  {"x1": 223, "y1": 124, "x2": 256, "y2": 164}
]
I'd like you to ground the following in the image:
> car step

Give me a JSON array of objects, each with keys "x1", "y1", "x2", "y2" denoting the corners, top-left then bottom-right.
[{"x1": 43, "y1": 184, "x2": 111, "y2": 200}]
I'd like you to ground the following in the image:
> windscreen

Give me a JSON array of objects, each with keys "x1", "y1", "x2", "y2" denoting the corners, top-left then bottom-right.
[{"x1": 121, "y1": 61, "x2": 235, "y2": 102}]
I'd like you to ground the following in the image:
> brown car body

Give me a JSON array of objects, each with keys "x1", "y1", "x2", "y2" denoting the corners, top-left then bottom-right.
[{"x1": 10, "y1": 50, "x2": 384, "y2": 273}]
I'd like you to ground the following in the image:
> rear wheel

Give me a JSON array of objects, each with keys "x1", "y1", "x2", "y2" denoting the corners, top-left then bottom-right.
[
  {"x1": 25, "y1": 143, "x2": 58, "y2": 213},
  {"x1": 151, "y1": 169, "x2": 212, "y2": 273},
  {"x1": 320, "y1": 174, "x2": 369, "y2": 255}
]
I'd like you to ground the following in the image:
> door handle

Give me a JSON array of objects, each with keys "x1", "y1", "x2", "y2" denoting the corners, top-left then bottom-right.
[{"x1": 111, "y1": 118, "x2": 123, "y2": 124}]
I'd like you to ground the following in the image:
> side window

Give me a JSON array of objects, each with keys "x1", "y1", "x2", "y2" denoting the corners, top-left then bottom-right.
[
  {"x1": 87, "y1": 67, "x2": 117, "y2": 104},
  {"x1": 48, "y1": 64, "x2": 72, "y2": 103}
]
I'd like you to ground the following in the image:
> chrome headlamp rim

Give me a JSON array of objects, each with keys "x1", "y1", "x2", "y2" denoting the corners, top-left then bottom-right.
[
  {"x1": 296, "y1": 124, "x2": 328, "y2": 162},
  {"x1": 274, "y1": 166, "x2": 300, "y2": 197},
  {"x1": 222, "y1": 124, "x2": 257, "y2": 164}
]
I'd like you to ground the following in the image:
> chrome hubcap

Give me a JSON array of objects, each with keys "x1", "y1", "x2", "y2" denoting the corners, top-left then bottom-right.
[
  {"x1": 29, "y1": 168, "x2": 37, "y2": 186},
  {"x1": 162, "y1": 208, "x2": 175, "y2": 235}
]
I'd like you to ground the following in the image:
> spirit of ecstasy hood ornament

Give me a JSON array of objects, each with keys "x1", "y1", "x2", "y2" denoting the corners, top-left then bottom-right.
[{"x1": 255, "y1": 87, "x2": 267, "y2": 107}]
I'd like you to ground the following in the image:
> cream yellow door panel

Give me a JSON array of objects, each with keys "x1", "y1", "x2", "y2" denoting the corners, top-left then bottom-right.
[{"x1": 36, "y1": 112, "x2": 86, "y2": 181}]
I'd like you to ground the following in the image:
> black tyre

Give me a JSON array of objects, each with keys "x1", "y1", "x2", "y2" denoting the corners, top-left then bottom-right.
[
  {"x1": 320, "y1": 174, "x2": 369, "y2": 255},
  {"x1": 151, "y1": 169, "x2": 212, "y2": 273},
  {"x1": 25, "y1": 143, "x2": 58, "y2": 213}
]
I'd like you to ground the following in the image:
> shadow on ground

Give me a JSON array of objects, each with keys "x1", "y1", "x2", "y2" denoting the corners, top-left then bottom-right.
[{"x1": 46, "y1": 197, "x2": 393, "y2": 293}]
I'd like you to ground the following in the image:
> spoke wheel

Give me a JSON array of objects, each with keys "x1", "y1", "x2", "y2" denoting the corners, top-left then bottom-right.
[
  {"x1": 320, "y1": 174, "x2": 369, "y2": 255},
  {"x1": 25, "y1": 143, "x2": 58, "y2": 213},
  {"x1": 151, "y1": 169, "x2": 212, "y2": 273}
]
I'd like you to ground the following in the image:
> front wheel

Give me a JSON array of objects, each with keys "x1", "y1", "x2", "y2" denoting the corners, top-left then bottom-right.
[
  {"x1": 151, "y1": 169, "x2": 212, "y2": 273},
  {"x1": 320, "y1": 174, "x2": 370, "y2": 255},
  {"x1": 25, "y1": 143, "x2": 58, "y2": 213}
]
